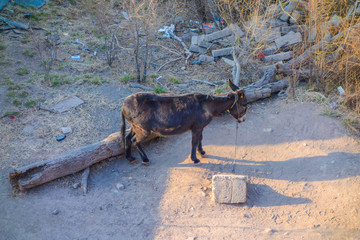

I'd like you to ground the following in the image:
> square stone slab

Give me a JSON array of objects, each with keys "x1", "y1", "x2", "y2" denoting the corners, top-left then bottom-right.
[{"x1": 212, "y1": 175, "x2": 247, "y2": 203}]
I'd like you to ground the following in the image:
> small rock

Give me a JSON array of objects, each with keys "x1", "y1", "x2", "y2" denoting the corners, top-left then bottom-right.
[
  {"x1": 72, "y1": 183, "x2": 80, "y2": 189},
  {"x1": 330, "y1": 101, "x2": 338, "y2": 110},
  {"x1": 337, "y1": 86, "x2": 345, "y2": 96},
  {"x1": 128, "y1": 177, "x2": 133, "y2": 180},
  {"x1": 303, "y1": 143, "x2": 308, "y2": 146},
  {"x1": 114, "y1": 190, "x2": 119, "y2": 195},
  {"x1": 116, "y1": 183, "x2": 125, "y2": 190},
  {"x1": 52, "y1": 209, "x2": 59, "y2": 215},
  {"x1": 181, "y1": 66, "x2": 186, "y2": 70},
  {"x1": 263, "y1": 128, "x2": 273, "y2": 133},
  {"x1": 264, "y1": 228, "x2": 275, "y2": 234},
  {"x1": 178, "y1": 84, "x2": 189, "y2": 89},
  {"x1": 61, "y1": 127, "x2": 73, "y2": 134}
]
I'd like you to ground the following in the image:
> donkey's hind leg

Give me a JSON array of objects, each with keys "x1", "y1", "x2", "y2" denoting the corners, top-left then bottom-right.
[{"x1": 125, "y1": 129, "x2": 137, "y2": 164}]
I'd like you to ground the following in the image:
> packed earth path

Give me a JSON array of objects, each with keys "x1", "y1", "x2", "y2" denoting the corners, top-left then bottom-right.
[{"x1": 1, "y1": 96, "x2": 359, "y2": 240}]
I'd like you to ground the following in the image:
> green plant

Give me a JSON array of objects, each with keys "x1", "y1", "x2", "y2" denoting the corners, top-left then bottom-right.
[
  {"x1": 24, "y1": 99, "x2": 38, "y2": 108},
  {"x1": 90, "y1": 76, "x2": 101, "y2": 85},
  {"x1": 215, "y1": 88, "x2": 224, "y2": 94},
  {"x1": 168, "y1": 76, "x2": 180, "y2": 84},
  {"x1": 149, "y1": 73, "x2": 157, "y2": 79},
  {"x1": 17, "y1": 67, "x2": 30, "y2": 76},
  {"x1": 0, "y1": 44, "x2": 6, "y2": 50},
  {"x1": 13, "y1": 98, "x2": 22, "y2": 106},
  {"x1": 8, "y1": 84, "x2": 22, "y2": 90},
  {"x1": 22, "y1": 49, "x2": 34, "y2": 57},
  {"x1": 321, "y1": 110, "x2": 341, "y2": 118},
  {"x1": 120, "y1": 74, "x2": 135, "y2": 83},
  {"x1": 6, "y1": 91, "x2": 16, "y2": 98},
  {"x1": 19, "y1": 91, "x2": 29, "y2": 98},
  {"x1": 2, "y1": 77, "x2": 14, "y2": 85},
  {"x1": 153, "y1": 85, "x2": 166, "y2": 94},
  {"x1": 83, "y1": 74, "x2": 91, "y2": 79}
]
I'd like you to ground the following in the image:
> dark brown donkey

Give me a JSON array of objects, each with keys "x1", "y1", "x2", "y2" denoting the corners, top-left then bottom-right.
[{"x1": 121, "y1": 79, "x2": 247, "y2": 165}]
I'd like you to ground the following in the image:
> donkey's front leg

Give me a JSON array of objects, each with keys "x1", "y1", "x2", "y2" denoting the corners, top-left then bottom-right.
[
  {"x1": 191, "y1": 129, "x2": 202, "y2": 164},
  {"x1": 197, "y1": 132, "x2": 206, "y2": 157}
]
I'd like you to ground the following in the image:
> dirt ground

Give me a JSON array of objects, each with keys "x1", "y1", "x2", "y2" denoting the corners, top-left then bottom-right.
[
  {"x1": 1, "y1": 96, "x2": 360, "y2": 240},
  {"x1": 1, "y1": 2, "x2": 360, "y2": 239}
]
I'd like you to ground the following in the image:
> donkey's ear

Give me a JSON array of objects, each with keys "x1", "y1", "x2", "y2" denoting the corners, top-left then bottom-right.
[{"x1": 228, "y1": 79, "x2": 239, "y2": 91}]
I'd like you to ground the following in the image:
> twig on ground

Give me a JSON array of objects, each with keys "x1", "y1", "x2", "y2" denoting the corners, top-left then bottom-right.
[{"x1": 81, "y1": 167, "x2": 90, "y2": 194}]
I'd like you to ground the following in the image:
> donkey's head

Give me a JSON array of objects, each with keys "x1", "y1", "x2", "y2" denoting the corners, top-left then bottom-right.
[{"x1": 228, "y1": 79, "x2": 247, "y2": 123}]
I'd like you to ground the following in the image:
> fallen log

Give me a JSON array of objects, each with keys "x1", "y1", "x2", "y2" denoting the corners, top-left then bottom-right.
[{"x1": 9, "y1": 78, "x2": 288, "y2": 191}]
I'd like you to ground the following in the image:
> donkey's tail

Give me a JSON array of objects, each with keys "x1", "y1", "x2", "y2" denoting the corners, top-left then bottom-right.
[{"x1": 121, "y1": 108, "x2": 126, "y2": 152}]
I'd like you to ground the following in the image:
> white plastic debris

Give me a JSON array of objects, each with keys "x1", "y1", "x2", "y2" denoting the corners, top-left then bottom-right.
[
  {"x1": 337, "y1": 86, "x2": 345, "y2": 96},
  {"x1": 158, "y1": 24, "x2": 175, "y2": 38}
]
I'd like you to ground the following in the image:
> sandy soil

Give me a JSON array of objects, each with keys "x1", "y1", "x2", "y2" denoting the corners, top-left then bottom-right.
[{"x1": 1, "y1": 97, "x2": 359, "y2": 240}]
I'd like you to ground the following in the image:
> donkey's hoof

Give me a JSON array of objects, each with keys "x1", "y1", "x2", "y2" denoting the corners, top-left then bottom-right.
[
  {"x1": 129, "y1": 159, "x2": 138, "y2": 165},
  {"x1": 200, "y1": 153, "x2": 207, "y2": 158},
  {"x1": 193, "y1": 159, "x2": 201, "y2": 165},
  {"x1": 142, "y1": 161, "x2": 150, "y2": 166}
]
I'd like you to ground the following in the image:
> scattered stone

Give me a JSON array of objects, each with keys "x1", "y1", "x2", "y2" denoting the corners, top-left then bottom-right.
[
  {"x1": 204, "y1": 26, "x2": 232, "y2": 42},
  {"x1": 189, "y1": 44, "x2": 207, "y2": 54},
  {"x1": 281, "y1": 25, "x2": 305, "y2": 34},
  {"x1": 222, "y1": 57, "x2": 235, "y2": 67},
  {"x1": 264, "y1": 228, "x2": 276, "y2": 234},
  {"x1": 199, "y1": 55, "x2": 214, "y2": 63},
  {"x1": 180, "y1": 66, "x2": 186, "y2": 70},
  {"x1": 216, "y1": 34, "x2": 236, "y2": 46},
  {"x1": 263, "y1": 128, "x2": 273, "y2": 133},
  {"x1": 263, "y1": 43, "x2": 277, "y2": 56},
  {"x1": 53, "y1": 96, "x2": 84, "y2": 113},
  {"x1": 61, "y1": 127, "x2": 73, "y2": 134},
  {"x1": 289, "y1": 10, "x2": 301, "y2": 24},
  {"x1": 177, "y1": 84, "x2": 188, "y2": 89},
  {"x1": 191, "y1": 35, "x2": 205, "y2": 45},
  {"x1": 275, "y1": 31, "x2": 302, "y2": 49},
  {"x1": 72, "y1": 182, "x2": 80, "y2": 189},
  {"x1": 198, "y1": 40, "x2": 217, "y2": 49},
  {"x1": 264, "y1": 51, "x2": 293, "y2": 62},
  {"x1": 116, "y1": 183, "x2": 125, "y2": 190},
  {"x1": 279, "y1": 1, "x2": 299, "y2": 22},
  {"x1": 330, "y1": 101, "x2": 338, "y2": 110},
  {"x1": 229, "y1": 24, "x2": 245, "y2": 38},
  {"x1": 52, "y1": 209, "x2": 59, "y2": 215},
  {"x1": 255, "y1": 27, "x2": 281, "y2": 43},
  {"x1": 328, "y1": 15, "x2": 342, "y2": 27},
  {"x1": 129, "y1": 83, "x2": 153, "y2": 91},
  {"x1": 114, "y1": 190, "x2": 119, "y2": 195},
  {"x1": 212, "y1": 175, "x2": 247, "y2": 204},
  {"x1": 337, "y1": 86, "x2": 345, "y2": 96},
  {"x1": 212, "y1": 47, "x2": 233, "y2": 58}
]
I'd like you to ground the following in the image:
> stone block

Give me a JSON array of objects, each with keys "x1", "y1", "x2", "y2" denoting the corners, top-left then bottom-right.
[
  {"x1": 191, "y1": 35, "x2": 205, "y2": 46},
  {"x1": 204, "y1": 26, "x2": 232, "y2": 42},
  {"x1": 199, "y1": 54, "x2": 214, "y2": 63},
  {"x1": 281, "y1": 25, "x2": 305, "y2": 34},
  {"x1": 53, "y1": 96, "x2": 84, "y2": 113},
  {"x1": 189, "y1": 44, "x2": 207, "y2": 54},
  {"x1": 279, "y1": 1, "x2": 299, "y2": 22},
  {"x1": 212, "y1": 47, "x2": 233, "y2": 58},
  {"x1": 275, "y1": 31, "x2": 302, "y2": 49},
  {"x1": 212, "y1": 175, "x2": 247, "y2": 203},
  {"x1": 255, "y1": 27, "x2": 281, "y2": 43},
  {"x1": 264, "y1": 51, "x2": 293, "y2": 62},
  {"x1": 228, "y1": 24, "x2": 245, "y2": 38},
  {"x1": 263, "y1": 43, "x2": 277, "y2": 56},
  {"x1": 217, "y1": 34, "x2": 235, "y2": 47},
  {"x1": 198, "y1": 40, "x2": 217, "y2": 49},
  {"x1": 289, "y1": 10, "x2": 301, "y2": 24},
  {"x1": 222, "y1": 57, "x2": 235, "y2": 67}
]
